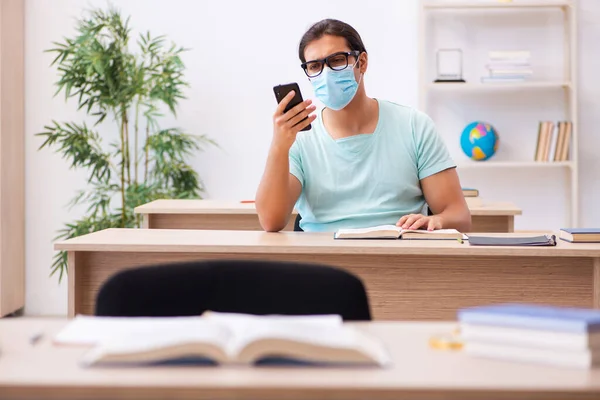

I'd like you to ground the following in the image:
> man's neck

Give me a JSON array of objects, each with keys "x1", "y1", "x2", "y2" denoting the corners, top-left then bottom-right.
[{"x1": 322, "y1": 91, "x2": 378, "y2": 139}]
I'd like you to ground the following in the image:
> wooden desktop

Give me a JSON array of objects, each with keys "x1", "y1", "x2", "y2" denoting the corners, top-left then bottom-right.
[
  {"x1": 135, "y1": 199, "x2": 522, "y2": 233},
  {"x1": 2, "y1": 318, "x2": 600, "y2": 400},
  {"x1": 55, "y1": 229, "x2": 600, "y2": 320}
]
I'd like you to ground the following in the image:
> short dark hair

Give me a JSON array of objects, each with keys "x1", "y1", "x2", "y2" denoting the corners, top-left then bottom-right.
[{"x1": 298, "y1": 19, "x2": 367, "y2": 63}]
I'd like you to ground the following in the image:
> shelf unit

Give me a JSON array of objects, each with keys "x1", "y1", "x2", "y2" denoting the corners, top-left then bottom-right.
[
  {"x1": 457, "y1": 161, "x2": 574, "y2": 169},
  {"x1": 423, "y1": 0, "x2": 572, "y2": 9},
  {"x1": 0, "y1": 0, "x2": 24, "y2": 317},
  {"x1": 427, "y1": 81, "x2": 571, "y2": 92},
  {"x1": 419, "y1": 0, "x2": 579, "y2": 226}
]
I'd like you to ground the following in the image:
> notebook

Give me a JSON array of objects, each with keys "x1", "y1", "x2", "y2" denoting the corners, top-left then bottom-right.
[
  {"x1": 464, "y1": 341, "x2": 600, "y2": 369},
  {"x1": 58, "y1": 313, "x2": 392, "y2": 368},
  {"x1": 468, "y1": 234, "x2": 556, "y2": 246},
  {"x1": 458, "y1": 304, "x2": 600, "y2": 333},
  {"x1": 334, "y1": 225, "x2": 464, "y2": 240},
  {"x1": 459, "y1": 323, "x2": 600, "y2": 351},
  {"x1": 559, "y1": 229, "x2": 600, "y2": 243}
]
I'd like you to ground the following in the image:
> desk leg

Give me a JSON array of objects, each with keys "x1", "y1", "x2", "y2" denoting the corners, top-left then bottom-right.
[
  {"x1": 594, "y1": 258, "x2": 600, "y2": 309},
  {"x1": 67, "y1": 251, "x2": 82, "y2": 318},
  {"x1": 507, "y1": 216, "x2": 514, "y2": 233}
]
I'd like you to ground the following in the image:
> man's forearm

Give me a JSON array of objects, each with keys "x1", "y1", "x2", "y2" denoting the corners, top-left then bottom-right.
[
  {"x1": 255, "y1": 145, "x2": 295, "y2": 231},
  {"x1": 438, "y1": 203, "x2": 472, "y2": 232}
]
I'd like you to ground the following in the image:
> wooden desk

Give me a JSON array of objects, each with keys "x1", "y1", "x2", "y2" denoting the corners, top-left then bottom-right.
[
  {"x1": 55, "y1": 229, "x2": 600, "y2": 320},
  {"x1": 2, "y1": 318, "x2": 600, "y2": 400},
  {"x1": 135, "y1": 199, "x2": 522, "y2": 233}
]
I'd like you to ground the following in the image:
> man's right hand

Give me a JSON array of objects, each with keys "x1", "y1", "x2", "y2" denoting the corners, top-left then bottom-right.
[{"x1": 272, "y1": 90, "x2": 317, "y2": 150}]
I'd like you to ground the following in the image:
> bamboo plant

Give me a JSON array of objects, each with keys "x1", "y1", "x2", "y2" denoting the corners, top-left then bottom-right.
[{"x1": 38, "y1": 6, "x2": 215, "y2": 281}]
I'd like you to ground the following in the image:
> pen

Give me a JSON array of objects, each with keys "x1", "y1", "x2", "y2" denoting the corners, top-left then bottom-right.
[{"x1": 29, "y1": 332, "x2": 43, "y2": 346}]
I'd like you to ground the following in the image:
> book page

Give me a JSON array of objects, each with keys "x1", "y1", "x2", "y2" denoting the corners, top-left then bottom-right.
[
  {"x1": 337, "y1": 225, "x2": 401, "y2": 235},
  {"x1": 203, "y1": 312, "x2": 342, "y2": 335},
  {"x1": 401, "y1": 228, "x2": 461, "y2": 235},
  {"x1": 202, "y1": 312, "x2": 344, "y2": 357},
  {"x1": 79, "y1": 321, "x2": 232, "y2": 366},
  {"x1": 54, "y1": 315, "x2": 211, "y2": 346},
  {"x1": 400, "y1": 228, "x2": 467, "y2": 240},
  {"x1": 231, "y1": 323, "x2": 392, "y2": 366}
]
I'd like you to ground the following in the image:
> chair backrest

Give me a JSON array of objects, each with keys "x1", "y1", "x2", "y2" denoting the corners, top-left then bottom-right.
[
  {"x1": 293, "y1": 213, "x2": 303, "y2": 231},
  {"x1": 95, "y1": 260, "x2": 371, "y2": 321}
]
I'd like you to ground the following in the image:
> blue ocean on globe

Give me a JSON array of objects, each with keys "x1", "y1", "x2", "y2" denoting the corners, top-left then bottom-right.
[{"x1": 460, "y1": 121, "x2": 499, "y2": 161}]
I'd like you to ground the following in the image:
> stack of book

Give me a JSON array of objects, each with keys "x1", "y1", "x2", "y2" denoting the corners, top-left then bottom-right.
[
  {"x1": 462, "y1": 187, "x2": 482, "y2": 207},
  {"x1": 458, "y1": 303, "x2": 600, "y2": 369},
  {"x1": 534, "y1": 121, "x2": 572, "y2": 162},
  {"x1": 559, "y1": 228, "x2": 600, "y2": 243},
  {"x1": 481, "y1": 50, "x2": 532, "y2": 83}
]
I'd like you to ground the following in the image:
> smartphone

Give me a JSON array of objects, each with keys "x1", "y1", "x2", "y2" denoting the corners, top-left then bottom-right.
[{"x1": 273, "y1": 82, "x2": 312, "y2": 131}]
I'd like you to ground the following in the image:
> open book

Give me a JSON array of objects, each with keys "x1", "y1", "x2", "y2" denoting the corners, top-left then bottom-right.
[
  {"x1": 334, "y1": 225, "x2": 464, "y2": 240},
  {"x1": 58, "y1": 313, "x2": 391, "y2": 368}
]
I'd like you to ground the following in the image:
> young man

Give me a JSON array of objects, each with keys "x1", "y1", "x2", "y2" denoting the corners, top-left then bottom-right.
[{"x1": 256, "y1": 19, "x2": 471, "y2": 233}]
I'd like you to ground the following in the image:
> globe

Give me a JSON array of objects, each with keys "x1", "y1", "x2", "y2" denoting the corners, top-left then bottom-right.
[{"x1": 460, "y1": 121, "x2": 499, "y2": 161}]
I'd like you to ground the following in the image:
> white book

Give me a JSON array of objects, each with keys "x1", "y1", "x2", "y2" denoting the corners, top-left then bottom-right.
[
  {"x1": 461, "y1": 323, "x2": 600, "y2": 351},
  {"x1": 481, "y1": 77, "x2": 526, "y2": 84},
  {"x1": 490, "y1": 69, "x2": 533, "y2": 75},
  {"x1": 333, "y1": 225, "x2": 464, "y2": 240},
  {"x1": 55, "y1": 313, "x2": 343, "y2": 346},
  {"x1": 57, "y1": 313, "x2": 391, "y2": 367},
  {"x1": 465, "y1": 341, "x2": 600, "y2": 369}
]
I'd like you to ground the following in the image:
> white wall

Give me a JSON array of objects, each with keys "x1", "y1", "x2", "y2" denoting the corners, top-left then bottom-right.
[{"x1": 25, "y1": 0, "x2": 600, "y2": 316}]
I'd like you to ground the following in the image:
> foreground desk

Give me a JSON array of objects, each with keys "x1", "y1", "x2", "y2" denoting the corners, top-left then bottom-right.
[
  {"x1": 2, "y1": 319, "x2": 600, "y2": 400},
  {"x1": 135, "y1": 199, "x2": 522, "y2": 233},
  {"x1": 55, "y1": 229, "x2": 600, "y2": 320}
]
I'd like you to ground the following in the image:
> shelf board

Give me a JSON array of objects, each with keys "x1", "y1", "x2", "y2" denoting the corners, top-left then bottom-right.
[
  {"x1": 427, "y1": 81, "x2": 571, "y2": 92},
  {"x1": 423, "y1": 1, "x2": 572, "y2": 9},
  {"x1": 457, "y1": 161, "x2": 573, "y2": 169}
]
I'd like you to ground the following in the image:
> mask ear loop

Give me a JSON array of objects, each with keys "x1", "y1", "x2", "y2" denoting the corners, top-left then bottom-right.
[{"x1": 354, "y1": 57, "x2": 364, "y2": 85}]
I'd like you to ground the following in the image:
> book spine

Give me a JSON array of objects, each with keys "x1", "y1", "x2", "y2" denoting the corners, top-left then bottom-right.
[
  {"x1": 539, "y1": 122, "x2": 549, "y2": 162},
  {"x1": 554, "y1": 122, "x2": 566, "y2": 162},
  {"x1": 534, "y1": 121, "x2": 543, "y2": 161},
  {"x1": 562, "y1": 121, "x2": 572, "y2": 161},
  {"x1": 543, "y1": 122, "x2": 554, "y2": 162}
]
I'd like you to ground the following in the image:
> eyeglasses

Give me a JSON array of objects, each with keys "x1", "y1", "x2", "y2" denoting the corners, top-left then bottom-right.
[{"x1": 301, "y1": 50, "x2": 361, "y2": 78}]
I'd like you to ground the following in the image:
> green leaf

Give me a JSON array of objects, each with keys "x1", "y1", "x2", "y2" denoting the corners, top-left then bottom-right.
[{"x1": 40, "y1": 4, "x2": 218, "y2": 283}]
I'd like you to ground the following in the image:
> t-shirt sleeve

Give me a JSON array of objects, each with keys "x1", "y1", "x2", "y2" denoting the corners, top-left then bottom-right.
[
  {"x1": 413, "y1": 110, "x2": 456, "y2": 180},
  {"x1": 288, "y1": 140, "x2": 304, "y2": 186}
]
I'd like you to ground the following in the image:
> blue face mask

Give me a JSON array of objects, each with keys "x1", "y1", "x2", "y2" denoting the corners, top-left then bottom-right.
[{"x1": 309, "y1": 65, "x2": 362, "y2": 111}]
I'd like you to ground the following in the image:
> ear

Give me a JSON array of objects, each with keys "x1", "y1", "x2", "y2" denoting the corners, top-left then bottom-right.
[{"x1": 357, "y1": 52, "x2": 368, "y2": 74}]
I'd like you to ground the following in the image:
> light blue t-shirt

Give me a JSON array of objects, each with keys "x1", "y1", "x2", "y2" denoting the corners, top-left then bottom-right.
[{"x1": 288, "y1": 99, "x2": 455, "y2": 232}]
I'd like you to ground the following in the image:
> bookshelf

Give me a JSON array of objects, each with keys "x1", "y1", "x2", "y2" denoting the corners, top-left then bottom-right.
[
  {"x1": 457, "y1": 161, "x2": 573, "y2": 169},
  {"x1": 419, "y1": 0, "x2": 579, "y2": 227},
  {"x1": 423, "y1": 0, "x2": 571, "y2": 9},
  {"x1": 427, "y1": 81, "x2": 571, "y2": 92},
  {"x1": 0, "y1": 0, "x2": 24, "y2": 317}
]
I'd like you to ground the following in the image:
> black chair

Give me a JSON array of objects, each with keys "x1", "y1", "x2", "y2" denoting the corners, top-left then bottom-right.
[
  {"x1": 294, "y1": 213, "x2": 303, "y2": 231},
  {"x1": 95, "y1": 259, "x2": 371, "y2": 321}
]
